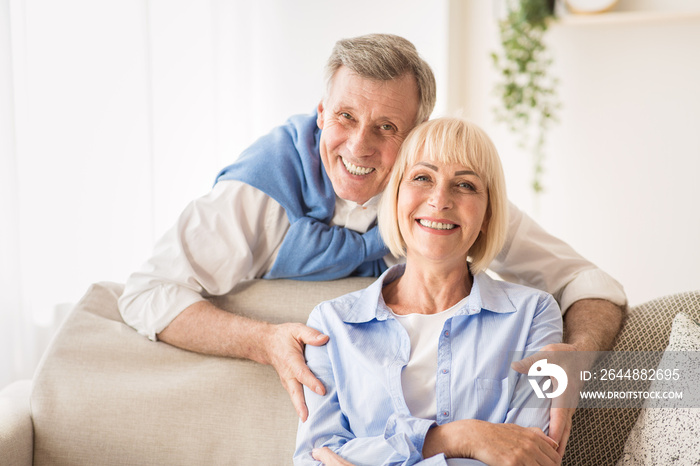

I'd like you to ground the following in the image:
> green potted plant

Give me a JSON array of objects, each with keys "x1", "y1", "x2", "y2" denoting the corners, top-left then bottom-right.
[{"x1": 491, "y1": 0, "x2": 560, "y2": 194}]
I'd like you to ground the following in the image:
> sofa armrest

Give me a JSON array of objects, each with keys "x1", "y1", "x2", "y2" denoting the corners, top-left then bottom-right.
[{"x1": 0, "y1": 380, "x2": 34, "y2": 466}]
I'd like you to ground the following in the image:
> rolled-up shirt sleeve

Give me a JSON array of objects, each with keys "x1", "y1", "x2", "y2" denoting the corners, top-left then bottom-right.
[
  {"x1": 118, "y1": 181, "x2": 288, "y2": 340},
  {"x1": 490, "y1": 202, "x2": 627, "y2": 314}
]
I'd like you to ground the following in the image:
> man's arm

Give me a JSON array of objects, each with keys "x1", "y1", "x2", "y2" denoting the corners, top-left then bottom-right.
[
  {"x1": 158, "y1": 300, "x2": 328, "y2": 421},
  {"x1": 119, "y1": 181, "x2": 327, "y2": 420},
  {"x1": 490, "y1": 202, "x2": 628, "y2": 313},
  {"x1": 541, "y1": 298, "x2": 626, "y2": 457},
  {"x1": 563, "y1": 298, "x2": 626, "y2": 352},
  {"x1": 496, "y1": 203, "x2": 627, "y2": 461}
]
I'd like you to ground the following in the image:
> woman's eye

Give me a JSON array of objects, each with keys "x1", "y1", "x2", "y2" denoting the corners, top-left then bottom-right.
[
  {"x1": 458, "y1": 182, "x2": 475, "y2": 190},
  {"x1": 413, "y1": 175, "x2": 430, "y2": 182}
]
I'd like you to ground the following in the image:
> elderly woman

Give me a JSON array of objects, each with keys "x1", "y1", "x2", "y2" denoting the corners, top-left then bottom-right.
[{"x1": 294, "y1": 118, "x2": 563, "y2": 466}]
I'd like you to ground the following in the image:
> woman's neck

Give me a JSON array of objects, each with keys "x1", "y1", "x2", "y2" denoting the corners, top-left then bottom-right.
[{"x1": 384, "y1": 256, "x2": 472, "y2": 315}]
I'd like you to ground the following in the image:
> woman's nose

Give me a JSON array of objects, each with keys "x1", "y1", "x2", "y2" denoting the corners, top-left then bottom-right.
[{"x1": 428, "y1": 185, "x2": 453, "y2": 210}]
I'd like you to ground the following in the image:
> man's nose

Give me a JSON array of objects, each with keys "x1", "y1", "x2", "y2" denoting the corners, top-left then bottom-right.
[{"x1": 346, "y1": 124, "x2": 376, "y2": 158}]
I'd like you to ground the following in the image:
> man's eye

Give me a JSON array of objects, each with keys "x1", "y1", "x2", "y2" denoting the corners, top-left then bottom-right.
[
  {"x1": 381, "y1": 124, "x2": 395, "y2": 131},
  {"x1": 340, "y1": 112, "x2": 352, "y2": 119}
]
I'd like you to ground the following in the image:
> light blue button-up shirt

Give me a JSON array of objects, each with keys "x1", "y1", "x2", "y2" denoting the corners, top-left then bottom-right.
[{"x1": 294, "y1": 264, "x2": 563, "y2": 465}]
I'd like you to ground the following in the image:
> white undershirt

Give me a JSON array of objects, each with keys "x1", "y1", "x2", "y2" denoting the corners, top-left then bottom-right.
[{"x1": 392, "y1": 300, "x2": 466, "y2": 420}]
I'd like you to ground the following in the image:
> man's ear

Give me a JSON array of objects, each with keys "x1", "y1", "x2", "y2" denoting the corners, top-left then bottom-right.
[{"x1": 316, "y1": 101, "x2": 324, "y2": 130}]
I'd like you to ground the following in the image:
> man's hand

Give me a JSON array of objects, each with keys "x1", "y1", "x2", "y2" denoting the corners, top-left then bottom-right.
[
  {"x1": 512, "y1": 298, "x2": 625, "y2": 460},
  {"x1": 263, "y1": 322, "x2": 329, "y2": 422},
  {"x1": 512, "y1": 343, "x2": 588, "y2": 459},
  {"x1": 312, "y1": 447, "x2": 356, "y2": 465}
]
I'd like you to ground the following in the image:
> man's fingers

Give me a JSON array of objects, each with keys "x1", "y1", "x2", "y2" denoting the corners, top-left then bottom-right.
[
  {"x1": 293, "y1": 361, "x2": 325, "y2": 396},
  {"x1": 557, "y1": 423, "x2": 571, "y2": 457},
  {"x1": 297, "y1": 325, "x2": 329, "y2": 347},
  {"x1": 548, "y1": 408, "x2": 566, "y2": 445},
  {"x1": 527, "y1": 426, "x2": 559, "y2": 450},
  {"x1": 285, "y1": 378, "x2": 309, "y2": 421},
  {"x1": 511, "y1": 351, "x2": 543, "y2": 374},
  {"x1": 555, "y1": 412, "x2": 572, "y2": 457},
  {"x1": 548, "y1": 407, "x2": 574, "y2": 445},
  {"x1": 549, "y1": 407, "x2": 573, "y2": 462},
  {"x1": 269, "y1": 323, "x2": 328, "y2": 421}
]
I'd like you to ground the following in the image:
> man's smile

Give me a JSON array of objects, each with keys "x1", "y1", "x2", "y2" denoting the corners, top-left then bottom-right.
[{"x1": 341, "y1": 157, "x2": 375, "y2": 176}]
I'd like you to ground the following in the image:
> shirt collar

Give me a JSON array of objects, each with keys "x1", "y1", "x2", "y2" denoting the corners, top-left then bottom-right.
[
  {"x1": 340, "y1": 264, "x2": 517, "y2": 324},
  {"x1": 335, "y1": 193, "x2": 382, "y2": 210}
]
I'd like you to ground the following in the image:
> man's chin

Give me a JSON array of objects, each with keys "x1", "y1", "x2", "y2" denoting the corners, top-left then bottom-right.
[{"x1": 334, "y1": 187, "x2": 374, "y2": 205}]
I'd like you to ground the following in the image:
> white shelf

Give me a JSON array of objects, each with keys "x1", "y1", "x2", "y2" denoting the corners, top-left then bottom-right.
[{"x1": 556, "y1": 9, "x2": 700, "y2": 25}]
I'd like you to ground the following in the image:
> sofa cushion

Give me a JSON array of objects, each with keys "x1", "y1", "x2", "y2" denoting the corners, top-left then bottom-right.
[
  {"x1": 30, "y1": 278, "x2": 373, "y2": 465},
  {"x1": 616, "y1": 313, "x2": 700, "y2": 465},
  {"x1": 562, "y1": 291, "x2": 700, "y2": 466},
  {"x1": 0, "y1": 380, "x2": 33, "y2": 466}
]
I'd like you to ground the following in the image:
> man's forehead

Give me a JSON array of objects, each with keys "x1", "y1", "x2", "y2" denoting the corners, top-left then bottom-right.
[{"x1": 328, "y1": 68, "x2": 419, "y2": 124}]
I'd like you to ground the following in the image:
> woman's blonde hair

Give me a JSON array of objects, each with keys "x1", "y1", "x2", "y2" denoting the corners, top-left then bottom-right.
[{"x1": 378, "y1": 117, "x2": 508, "y2": 274}]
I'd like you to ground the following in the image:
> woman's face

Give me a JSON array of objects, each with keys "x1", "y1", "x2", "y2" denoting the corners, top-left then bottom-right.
[{"x1": 397, "y1": 154, "x2": 489, "y2": 267}]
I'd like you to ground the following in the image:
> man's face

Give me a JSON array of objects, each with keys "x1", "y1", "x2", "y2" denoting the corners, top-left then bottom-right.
[{"x1": 317, "y1": 66, "x2": 420, "y2": 205}]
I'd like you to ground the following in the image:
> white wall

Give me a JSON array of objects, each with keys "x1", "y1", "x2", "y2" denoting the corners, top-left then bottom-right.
[
  {"x1": 3, "y1": 0, "x2": 450, "y2": 386},
  {"x1": 452, "y1": 0, "x2": 700, "y2": 306},
  {"x1": 8, "y1": 0, "x2": 700, "y2": 388}
]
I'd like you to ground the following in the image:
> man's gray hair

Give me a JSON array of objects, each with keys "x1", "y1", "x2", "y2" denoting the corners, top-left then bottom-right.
[{"x1": 324, "y1": 34, "x2": 436, "y2": 125}]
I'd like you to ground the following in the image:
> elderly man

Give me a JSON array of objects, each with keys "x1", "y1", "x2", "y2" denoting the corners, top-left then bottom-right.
[{"x1": 119, "y1": 34, "x2": 626, "y2": 460}]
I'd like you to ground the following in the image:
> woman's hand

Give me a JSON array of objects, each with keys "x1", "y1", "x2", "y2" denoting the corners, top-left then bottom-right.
[
  {"x1": 312, "y1": 447, "x2": 356, "y2": 465},
  {"x1": 424, "y1": 419, "x2": 561, "y2": 466}
]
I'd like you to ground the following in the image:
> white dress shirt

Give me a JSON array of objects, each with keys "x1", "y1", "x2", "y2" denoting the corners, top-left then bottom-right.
[{"x1": 118, "y1": 180, "x2": 627, "y2": 341}]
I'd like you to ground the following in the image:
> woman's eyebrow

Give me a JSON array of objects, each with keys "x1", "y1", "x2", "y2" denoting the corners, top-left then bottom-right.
[
  {"x1": 415, "y1": 162, "x2": 438, "y2": 171},
  {"x1": 414, "y1": 162, "x2": 481, "y2": 178},
  {"x1": 455, "y1": 170, "x2": 480, "y2": 178}
]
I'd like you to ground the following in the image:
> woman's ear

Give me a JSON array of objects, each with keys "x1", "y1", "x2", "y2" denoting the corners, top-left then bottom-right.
[{"x1": 480, "y1": 204, "x2": 491, "y2": 235}]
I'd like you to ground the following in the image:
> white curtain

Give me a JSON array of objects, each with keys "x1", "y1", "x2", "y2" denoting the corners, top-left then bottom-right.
[{"x1": 0, "y1": 0, "x2": 448, "y2": 388}]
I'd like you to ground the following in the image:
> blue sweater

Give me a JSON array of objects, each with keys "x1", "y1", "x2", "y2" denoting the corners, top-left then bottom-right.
[{"x1": 215, "y1": 112, "x2": 389, "y2": 280}]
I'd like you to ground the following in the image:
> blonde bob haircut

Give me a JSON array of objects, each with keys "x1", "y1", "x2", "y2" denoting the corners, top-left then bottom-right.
[{"x1": 378, "y1": 117, "x2": 508, "y2": 275}]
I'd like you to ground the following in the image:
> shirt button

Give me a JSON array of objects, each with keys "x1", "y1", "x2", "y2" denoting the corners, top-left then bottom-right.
[
  {"x1": 442, "y1": 411, "x2": 449, "y2": 417},
  {"x1": 442, "y1": 369, "x2": 449, "y2": 374},
  {"x1": 444, "y1": 330, "x2": 450, "y2": 337}
]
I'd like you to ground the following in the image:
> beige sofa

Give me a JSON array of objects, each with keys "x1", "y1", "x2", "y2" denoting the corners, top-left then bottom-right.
[{"x1": 1, "y1": 278, "x2": 698, "y2": 466}]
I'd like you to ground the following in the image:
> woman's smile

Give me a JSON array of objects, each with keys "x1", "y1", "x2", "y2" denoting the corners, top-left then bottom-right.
[{"x1": 416, "y1": 218, "x2": 460, "y2": 235}]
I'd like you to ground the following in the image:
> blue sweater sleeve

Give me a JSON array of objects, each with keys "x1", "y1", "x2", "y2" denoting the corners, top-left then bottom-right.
[{"x1": 265, "y1": 219, "x2": 389, "y2": 280}]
